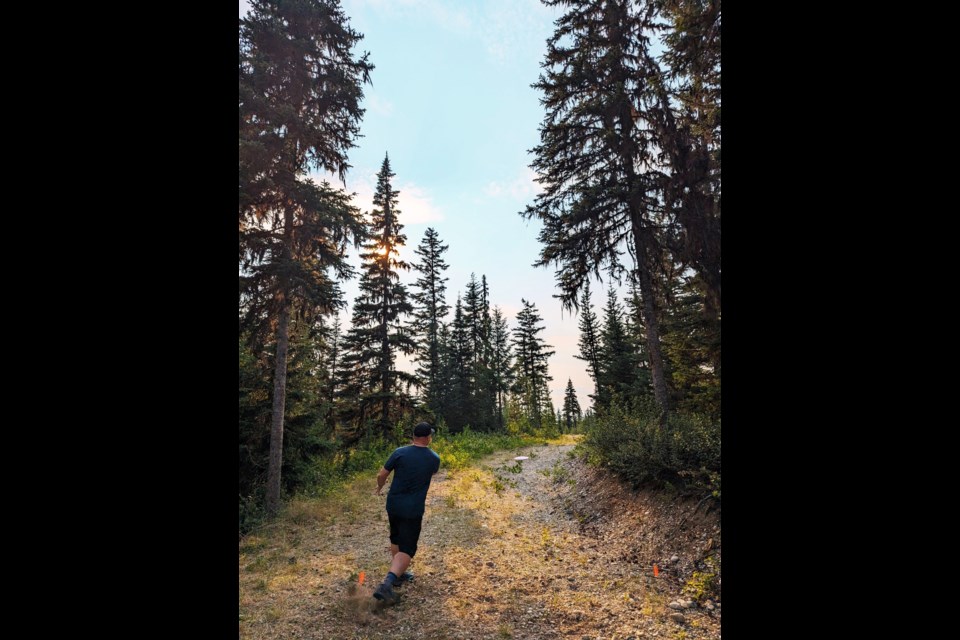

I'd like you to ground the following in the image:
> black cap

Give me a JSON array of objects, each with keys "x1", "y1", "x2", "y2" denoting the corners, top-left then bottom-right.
[{"x1": 413, "y1": 422, "x2": 435, "y2": 437}]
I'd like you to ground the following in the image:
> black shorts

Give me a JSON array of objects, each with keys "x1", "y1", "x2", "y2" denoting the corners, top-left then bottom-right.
[{"x1": 388, "y1": 513, "x2": 423, "y2": 558}]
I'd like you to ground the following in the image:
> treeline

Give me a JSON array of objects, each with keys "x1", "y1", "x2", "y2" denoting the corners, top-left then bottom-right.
[
  {"x1": 239, "y1": 157, "x2": 576, "y2": 521},
  {"x1": 524, "y1": 0, "x2": 721, "y2": 495},
  {"x1": 239, "y1": 0, "x2": 578, "y2": 518}
]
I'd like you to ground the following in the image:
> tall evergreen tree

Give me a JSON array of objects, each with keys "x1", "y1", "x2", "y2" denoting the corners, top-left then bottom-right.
[
  {"x1": 511, "y1": 299, "x2": 555, "y2": 429},
  {"x1": 660, "y1": 271, "x2": 720, "y2": 418},
  {"x1": 657, "y1": 0, "x2": 721, "y2": 311},
  {"x1": 523, "y1": 0, "x2": 671, "y2": 414},
  {"x1": 489, "y1": 306, "x2": 515, "y2": 430},
  {"x1": 343, "y1": 154, "x2": 417, "y2": 436},
  {"x1": 318, "y1": 314, "x2": 342, "y2": 433},
  {"x1": 574, "y1": 281, "x2": 603, "y2": 408},
  {"x1": 463, "y1": 274, "x2": 497, "y2": 430},
  {"x1": 598, "y1": 288, "x2": 636, "y2": 407},
  {"x1": 433, "y1": 321, "x2": 454, "y2": 426},
  {"x1": 442, "y1": 296, "x2": 474, "y2": 432},
  {"x1": 475, "y1": 275, "x2": 498, "y2": 430},
  {"x1": 463, "y1": 274, "x2": 483, "y2": 365},
  {"x1": 623, "y1": 273, "x2": 653, "y2": 398},
  {"x1": 562, "y1": 378, "x2": 582, "y2": 431},
  {"x1": 409, "y1": 227, "x2": 450, "y2": 413},
  {"x1": 239, "y1": 0, "x2": 372, "y2": 515},
  {"x1": 335, "y1": 319, "x2": 372, "y2": 443}
]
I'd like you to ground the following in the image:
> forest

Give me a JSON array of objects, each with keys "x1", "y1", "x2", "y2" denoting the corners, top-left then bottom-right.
[{"x1": 239, "y1": 0, "x2": 720, "y2": 534}]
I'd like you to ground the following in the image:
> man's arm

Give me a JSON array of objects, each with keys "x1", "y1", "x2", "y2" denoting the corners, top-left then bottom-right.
[{"x1": 375, "y1": 466, "x2": 391, "y2": 495}]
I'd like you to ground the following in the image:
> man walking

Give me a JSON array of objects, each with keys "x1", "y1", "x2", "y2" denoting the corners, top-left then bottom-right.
[{"x1": 373, "y1": 421, "x2": 441, "y2": 604}]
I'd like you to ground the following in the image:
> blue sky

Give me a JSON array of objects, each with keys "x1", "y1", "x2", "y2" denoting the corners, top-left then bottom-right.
[{"x1": 240, "y1": 0, "x2": 625, "y2": 412}]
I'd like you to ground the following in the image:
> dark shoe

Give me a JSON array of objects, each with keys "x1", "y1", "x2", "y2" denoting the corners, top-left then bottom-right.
[
  {"x1": 373, "y1": 582, "x2": 398, "y2": 605},
  {"x1": 394, "y1": 571, "x2": 415, "y2": 587}
]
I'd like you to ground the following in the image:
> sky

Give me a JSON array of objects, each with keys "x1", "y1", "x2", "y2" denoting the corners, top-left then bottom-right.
[{"x1": 240, "y1": 0, "x2": 628, "y2": 412}]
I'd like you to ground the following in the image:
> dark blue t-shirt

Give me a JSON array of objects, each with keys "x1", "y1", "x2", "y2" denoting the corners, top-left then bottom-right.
[{"x1": 384, "y1": 445, "x2": 441, "y2": 518}]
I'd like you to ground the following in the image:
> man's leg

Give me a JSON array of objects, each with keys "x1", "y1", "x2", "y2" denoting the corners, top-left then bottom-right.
[
  {"x1": 391, "y1": 515, "x2": 420, "y2": 581},
  {"x1": 375, "y1": 516, "x2": 421, "y2": 603},
  {"x1": 389, "y1": 551, "x2": 412, "y2": 578},
  {"x1": 390, "y1": 543, "x2": 418, "y2": 586}
]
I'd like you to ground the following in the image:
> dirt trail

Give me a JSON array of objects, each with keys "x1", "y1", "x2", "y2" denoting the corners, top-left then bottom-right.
[{"x1": 239, "y1": 439, "x2": 720, "y2": 639}]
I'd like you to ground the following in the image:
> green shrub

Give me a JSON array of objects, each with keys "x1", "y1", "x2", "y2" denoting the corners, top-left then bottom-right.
[
  {"x1": 431, "y1": 427, "x2": 543, "y2": 470},
  {"x1": 582, "y1": 399, "x2": 720, "y2": 496},
  {"x1": 239, "y1": 489, "x2": 267, "y2": 536}
]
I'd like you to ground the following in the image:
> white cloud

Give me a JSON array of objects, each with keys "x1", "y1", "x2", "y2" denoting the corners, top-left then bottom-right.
[
  {"x1": 307, "y1": 170, "x2": 444, "y2": 225},
  {"x1": 396, "y1": 183, "x2": 445, "y2": 224},
  {"x1": 485, "y1": 167, "x2": 544, "y2": 200},
  {"x1": 484, "y1": 181, "x2": 504, "y2": 197},
  {"x1": 365, "y1": 93, "x2": 394, "y2": 117}
]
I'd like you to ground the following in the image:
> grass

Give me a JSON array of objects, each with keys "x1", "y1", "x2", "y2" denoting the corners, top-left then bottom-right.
[
  {"x1": 432, "y1": 428, "x2": 547, "y2": 471},
  {"x1": 241, "y1": 432, "x2": 719, "y2": 640}
]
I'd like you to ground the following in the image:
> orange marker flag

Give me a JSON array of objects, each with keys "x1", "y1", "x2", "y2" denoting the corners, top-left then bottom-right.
[
  {"x1": 653, "y1": 564, "x2": 659, "y2": 577},
  {"x1": 358, "y1": 571, "x2": 366, "y2": 585}
]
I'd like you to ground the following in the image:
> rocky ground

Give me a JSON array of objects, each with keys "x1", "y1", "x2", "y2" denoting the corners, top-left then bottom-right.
[{"x1": 239, "y1": 438, "x2": 721, "y2": 639}]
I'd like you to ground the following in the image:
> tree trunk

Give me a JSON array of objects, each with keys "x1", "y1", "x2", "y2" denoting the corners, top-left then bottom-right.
[
  {"x1": 265, "y1": 295, "x2": 290, "y2": 516},
  {"x1": 266, "y1": 196, "x2": 295, "y2": 517},
  {"x1": 632, "y1": 225, "x2": 670, "y2": 416}
]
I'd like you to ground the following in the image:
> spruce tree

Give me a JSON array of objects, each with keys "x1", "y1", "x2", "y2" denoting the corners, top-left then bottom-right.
[
  {"x1": 443, "y1": 296, "x2": 474, "y2": 432},
  {"x1": 343, "y1": 154, "x2": 417, "y2": 437},
  {"x1": 598, "y1": 288, "x2": 636, "y2": 408},
  {"x1": 239, "y1": 0, "x2": 372, "y2": 514},
  {"x1": 433, "y1": 321, "x2": 454, "y2": 426},
  {"x1": 511, "y1": 299, "x2": 555, "y2": 429},
  {"x1": 463, "y1": 274, "x2": 497, "y2": 430},
  {"x1": 574, "y1": 281, "x2": 603, "y2": 408},
  {"x1": 489, "y1": 306, "x2": 515, "y2": 430},
  {"x1": 660, "y1": 272, "x2": 720, "y2": 418},
  {"x1": 318, "y1": 314, "x2": 342, "y2": 433},
  {"x1": 409, "y1": 227, "x2": 450, "y2": 414},
  {"x1": 523, "y1": 0, "x2": 671, "y2": 414},
  {"x1": 657, "y1": 0, "x2": 721, "y2": 310},
  {"x1": 562, "y1": 378, "x2": 582, "y2": 431},
  {"x1": 475, "y1": 275, "x2": 498, "y2": 430},
  {"x1": 624, "y1": 273, "x2": 652, "y2": 399}
]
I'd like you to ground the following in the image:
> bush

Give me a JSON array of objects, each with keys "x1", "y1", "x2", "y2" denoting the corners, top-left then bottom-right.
[
  {"x1": 581, "y1": 399, "x2": 720, "y2": 496},
  {"x1": 239, "y1": 488, "x2": 267, "y2": 537}
]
